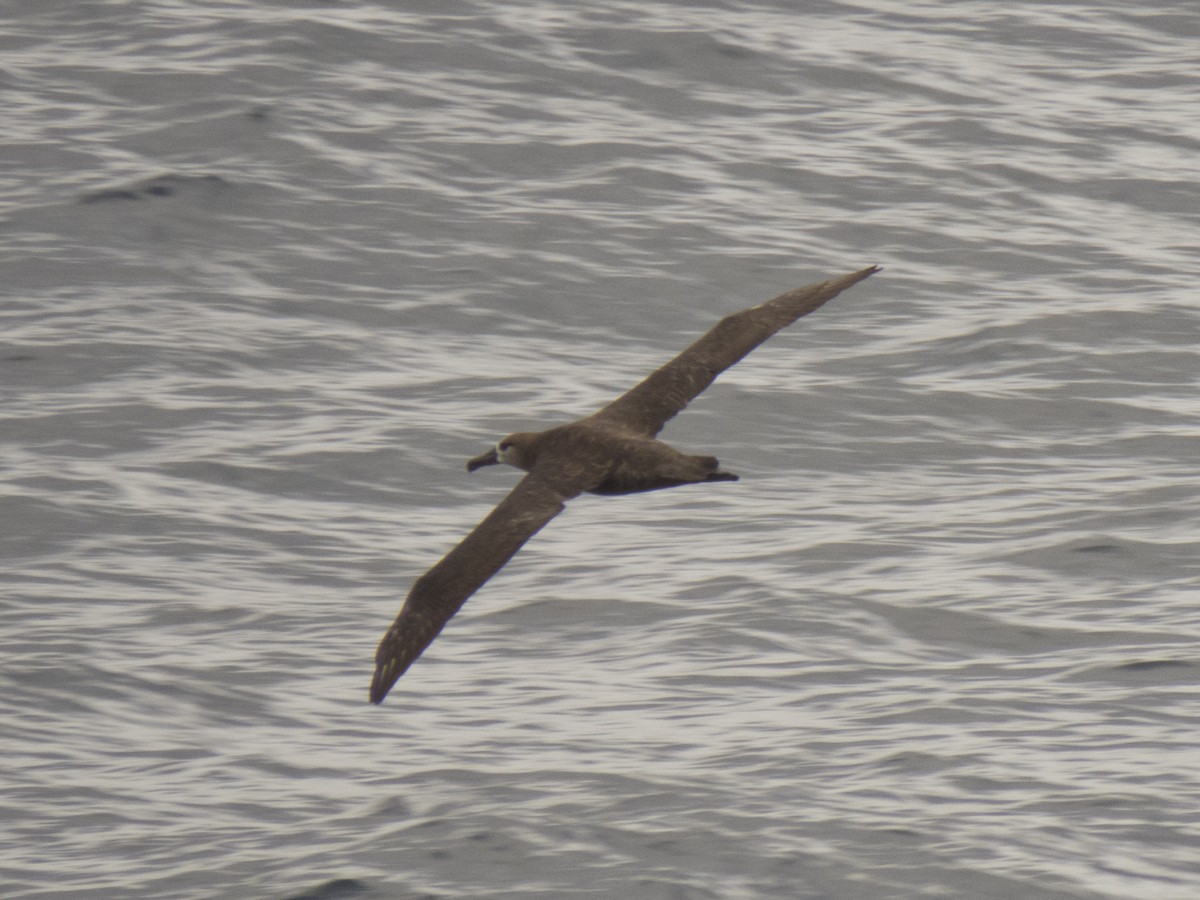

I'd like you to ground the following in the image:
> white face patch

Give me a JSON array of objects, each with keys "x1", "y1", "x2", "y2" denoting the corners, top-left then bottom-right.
[{"x1": 495, "y1": 438, "x2": 518, "y2": 466}]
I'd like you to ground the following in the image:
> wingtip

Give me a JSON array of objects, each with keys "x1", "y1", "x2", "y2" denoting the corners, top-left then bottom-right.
[
  {"x1": 368, "y1": 681, "x2": 390, "y2": 706},
  {"x1": 835, "y1": 264, "x2": 882, "y2": 289},
  {"x1": 369, "y1": 659, "x2": 398, "y2": 705}
]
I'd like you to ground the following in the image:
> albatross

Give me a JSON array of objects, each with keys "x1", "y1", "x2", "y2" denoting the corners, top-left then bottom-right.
[{"x1": 370, "y1": 265, "x2": 879, "y2": 704}]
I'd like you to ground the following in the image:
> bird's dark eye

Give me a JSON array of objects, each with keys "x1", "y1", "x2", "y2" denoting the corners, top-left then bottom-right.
[{"x1": 499, "y1": 441, "x2": 510, "y2": 451}]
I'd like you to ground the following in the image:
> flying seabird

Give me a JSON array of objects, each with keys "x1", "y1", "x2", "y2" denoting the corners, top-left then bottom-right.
[{"x1": 370, "y1": 265, "x2": 879, "y2": 704}]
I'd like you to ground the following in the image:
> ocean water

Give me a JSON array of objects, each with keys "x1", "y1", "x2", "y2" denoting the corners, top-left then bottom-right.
[{"x1": 2, "y1": 2, "x2": 1198, "y2": 898}]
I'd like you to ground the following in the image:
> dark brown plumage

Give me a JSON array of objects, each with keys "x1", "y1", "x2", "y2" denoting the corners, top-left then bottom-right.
[{"x1": 370, "y1": 265, "x2": 879, "y2": 703}]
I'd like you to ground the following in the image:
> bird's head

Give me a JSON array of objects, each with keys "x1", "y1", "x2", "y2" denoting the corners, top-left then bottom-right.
[{"x1": 466, "y1": 432, "x2": 539, "y2": 473}]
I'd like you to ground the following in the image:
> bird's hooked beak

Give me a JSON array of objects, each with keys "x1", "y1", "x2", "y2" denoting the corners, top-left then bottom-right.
[{"x1": 466, "y1": 447, "x2": 499, "y2": 473}]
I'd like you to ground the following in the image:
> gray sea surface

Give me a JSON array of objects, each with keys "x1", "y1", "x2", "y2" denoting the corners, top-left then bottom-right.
[{"x1": 3, "y1": 2, "x2": 1198, "y2": 898}]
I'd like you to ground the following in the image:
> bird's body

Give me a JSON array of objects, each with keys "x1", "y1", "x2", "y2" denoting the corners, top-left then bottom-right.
[
  {"x1": 470, "y1": 423, "x2": 738, "y2": 496},
  {"x1": 370, "y1": 266, "x2": 879, "y2": 704}
]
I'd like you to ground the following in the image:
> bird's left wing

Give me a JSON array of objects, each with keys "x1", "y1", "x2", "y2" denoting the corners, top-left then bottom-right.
[
  {"x1": 370, "y1": 474, "x2": 574, "y2": 704},
  {"x1": 586, "y1": 266, "x2": 879, "y2": 438}
]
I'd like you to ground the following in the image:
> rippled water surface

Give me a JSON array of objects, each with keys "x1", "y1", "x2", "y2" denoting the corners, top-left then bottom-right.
[{"x1": 3, "y1": 2, "x2": 1198, "y2": 898}]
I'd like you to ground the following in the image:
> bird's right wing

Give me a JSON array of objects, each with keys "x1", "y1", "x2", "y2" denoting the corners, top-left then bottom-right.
[
  {"x1": 586, "y1": 266, "x2": 879, "y2": 438},
  {"x1": 370, "y1": 474, "x2": 574, "y2": 704}
]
